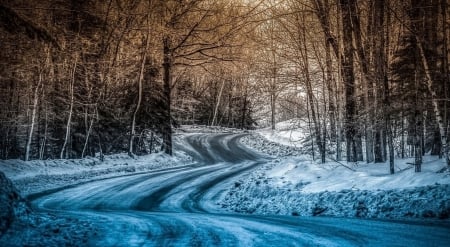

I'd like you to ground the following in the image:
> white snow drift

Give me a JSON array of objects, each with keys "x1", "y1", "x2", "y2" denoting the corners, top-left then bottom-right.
[{"x1": 225, "y1": 122, "x2": 450, "y2": 219}]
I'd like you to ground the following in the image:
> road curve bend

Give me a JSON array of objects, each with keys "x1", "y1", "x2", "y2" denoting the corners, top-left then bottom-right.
[{"x1": 32, "y1": 133, "x2": 450, "y2": 246}]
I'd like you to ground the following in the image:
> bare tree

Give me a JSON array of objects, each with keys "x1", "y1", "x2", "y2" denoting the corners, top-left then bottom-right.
[
  {"x1": 25, "y1": 65, "x2": 43, "y2": 161},
  {"x1": 60, "y1": 57, "x2": 77, "y2": 159},
  {"x1": 129, "y1": 10, "x2": 151, "y2": 157}
]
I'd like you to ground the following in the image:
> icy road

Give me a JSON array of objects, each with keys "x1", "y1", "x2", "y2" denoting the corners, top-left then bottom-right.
[{"x1": 32, "y1": 133, "x2": 450, "y2": 246}]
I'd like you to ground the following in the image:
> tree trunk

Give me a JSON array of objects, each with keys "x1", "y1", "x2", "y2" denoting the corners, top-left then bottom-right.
[
  {"x1": 340, "y1": 0, "x2": 357, "y2": 162},
  {"x1": 349, "y1": 0, "x2": 373, "y2": 163},
  {"x1": 355, "y1": 133, "x2": 364, "y2": 161},
  {"x1": 82, "y1": 117, "x2": 94, "y2": 158},
  {"x1": 312, "y1": 0, "x2": 343, "y2": 161},
  {"x1": 325, "y1": 35, "x2": 337, "y2": 142},
  {"x1": 300, "y1": 21, "x2": 325, "y2": 163},
  {"x1": 306, "y1": 79, "x2": 325, "y2": 163},
  {"x1": 270, "y1": 92, "x2": 276, "y2": 130},
  {"x1": 97, "y1": 134, "x2": 104, "y2": 162},
  {"x1": 129, "y1": 22, "x2": 150, "y2": 156},
  {"x1": 414, "y1": 109, "x2": 423, "y2": 172},
  {"x1": 212, "y1": 79, "x2": 225, "y2": 126},
  {"x1": 416, "y1": 39, "x2": 450, "y2": 167},
  {"x1": 39, "y1": 101, "x2": 48, "y2": 160},
  {"x1": 401, "y1": 105, "x2": 405, "y2": 159},
  {"x1": 374, "y1": 130, "x2": 383, "y2": 162},
  {"x1": 162, "y1": 37, "x2": 173, "y2": 155},
  {"x1": 306, "y1": 96, "x2": 315, "y2": 161},
  {"x1": 25, "y1": 72, "x2": 42, "y2": 161},
  {"x1": 442, "y1": 0, "x2": 449, "y2": 165},
  {"x1": 387, "y1": 116, "x2": 395, "y2": 174},
  {"x1": 321, "y1": 59, "x2": 328, "y2": 164},
  {"x1": 60, "y1": 58, "x2": 77, "y2": 159},
  {"x1": 372, "y1": 0, "x2": 388, "y2": 164},
  {"x1": 382, "y1": 0, "x2": 394, "y2": 174},
  {"x1": 241, "y1": 81, "x2": 248, "y2": 129},
  {"x1": 336, "y1": 4, "x2": 343, "y2": 162}
]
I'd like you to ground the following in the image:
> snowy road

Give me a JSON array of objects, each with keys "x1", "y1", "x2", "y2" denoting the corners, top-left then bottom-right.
[{"x1": 32, "y1": 133, "x2": 450, "y2": 246}]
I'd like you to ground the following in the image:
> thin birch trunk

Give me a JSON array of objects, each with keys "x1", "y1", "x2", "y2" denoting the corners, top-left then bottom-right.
[
  {"x1": 212, "y1": 79, "x2": 225, "y2": 126},
  {"x1": 325, "y1": 37, "x2": 336, "y2": 142},
  {"x1": 82, "y1": 117, "x2": 94, "y2": 158},
  {"x1": 417, "y1": 39, "x2": 450, "y2": 167},
  {"x1": 336, "y1": 3, "x2": 343, "y2": 161},
  {"x1": 270, "y1": 91, "x2": 276, "y2": 130},
  {"x1": 129, "y1": 20, "x2": 150, "y2": 156},
  {"x1": 414, "y1": 108, "x2": 423, "y2": 172},
  {"x1": 97, "y1": 132, "x2": 104, "y2": 162},
  {"x1": 300, "y1": 18, "x2": 325, "y2": 163},
  {"x1": 323, "y1": 0, "x2": 336, "y2": 143},
  {"x1": 306, "y1": 95, "x2": 315, "y2": 161},
  {"x1": 322, "y1": 56, "x2": 328, "y2": 164},
  {"x1": 25, "y1": 72, "x2": 42, "y2": 161},
  {"x1": 39, "y1": 102, "x2": 48, "y2": 160},
  {"x1": 60, "y1": 58, "x2": 77, "y2": 159}
]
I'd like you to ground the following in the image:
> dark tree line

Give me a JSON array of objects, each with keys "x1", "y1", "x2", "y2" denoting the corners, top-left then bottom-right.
[
  {"x1": 253, "y1": 0, "x2": 449, "y2": 172},
  {"x1": 310, "y1": 0, "x2": 449, "y2": 171},
  {"x1": 0, "y1": 0, "x2": 259, "y2": 160},
  {"x1": 1, "y1": 0, "x2": 448, "y2": 173}
]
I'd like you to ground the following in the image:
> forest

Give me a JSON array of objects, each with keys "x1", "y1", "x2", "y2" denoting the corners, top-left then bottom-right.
[{"x1": 0, "y1": 0, "x2": 449, "y2": 173}]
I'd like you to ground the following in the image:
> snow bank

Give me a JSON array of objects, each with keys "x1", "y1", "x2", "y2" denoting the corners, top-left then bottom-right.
[
  {"x1": 258, "y1": 118, "x2": 309, "y2": 148},
  {"x1": 0, "y1": 148, "x2": 193, "y2": 246},
  {"x1": 0, "y1": 151, "x2": 193, "y2": 196},
  {"x1": 240, "y1": 134, "x2": 304, "y2": 157},
  {"x1": 219, "y1": 156, "x2": 450, "y2": 219},
  {"x1": 228, "y1": 124, "x2": 450, "y2": 220},
  {"x1": 179, "y1": 125, "x2": 243, "y2": 134}
]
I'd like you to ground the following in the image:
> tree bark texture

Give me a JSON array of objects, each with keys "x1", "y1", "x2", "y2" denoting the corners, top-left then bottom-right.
[
  {"x1": 162, "y1": 37, "x2": 173, "y2": 155},
  {"x1": 340, "y1": 0, "x2": 357, "y2": 162}
]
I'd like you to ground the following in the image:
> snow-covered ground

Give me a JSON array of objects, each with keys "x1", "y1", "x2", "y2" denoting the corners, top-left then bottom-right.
[
  {"x1": 1, "y1": 123, "x2": 449, "y2": 220},
  {"x1": 0, "y1": 144, "x2": 194, "y2": 246},
  {"x1": 223, "y1": 121, "x2": 450, "y2": 219},
  {"x1": 257, "y1": 118, "x2": 309, "y2": 148},
  {"x1": 240, "y1": 119, "x2": 308, "y2": 157},
  {"x1": 0, "y1": 150, "x2": 193, "y2": 197},
  {"x1": 1, "y1": 124, "x2": 449, "y2": 246}
]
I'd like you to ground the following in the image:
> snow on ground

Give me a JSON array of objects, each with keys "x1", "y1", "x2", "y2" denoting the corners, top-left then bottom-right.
[
  {"x1": 0, "y1": 210, "x2": 99, "y2": 247},
  {"x1": 240, "y1": 134, "x2": 304, "y2": 157},
  {"x1": 0, "y1": 170, "x2": 99, "y2": 246},
  {"x1": 257, "y1": 118, "x2": 309, "y2": 148},
  {"x1": 0, "y1": 150, "x2": 193, "y2": 197},
  {"x1": 0, "y1": 131, "x2": 196, "y2": 246},
  {"x1": 219, "y1": 155, "x2": 450, "y2": 219},
  {"x1": 240, "y1": 118, "x2": 311, "y2": 157},
  {"x1": 179, "y1": 124, "x2": 243, "y2": 134},
  {"x1": 1, "y1": 121, "x2": 450, "y2": 245},
  {"x1": 222, "y1": 120, "x2": 450, "y2": 220},
  {"x1": 0, "y1": 171, "x2": 28, "y2": 235}
]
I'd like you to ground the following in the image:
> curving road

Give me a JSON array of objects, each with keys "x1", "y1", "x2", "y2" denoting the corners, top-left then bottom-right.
[{"x1": 33, "y1": 133, "x2": 450, "y2": 246}]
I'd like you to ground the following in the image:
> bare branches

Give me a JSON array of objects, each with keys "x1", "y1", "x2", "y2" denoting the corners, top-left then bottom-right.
[{"x1": 0, "y1": 5, "x2": 59, "y2": 48}]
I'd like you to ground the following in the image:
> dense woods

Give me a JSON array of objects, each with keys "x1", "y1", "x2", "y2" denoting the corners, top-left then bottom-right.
[{"x1": 0, "y1": 0, "x2": 448, "y2": 173}]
